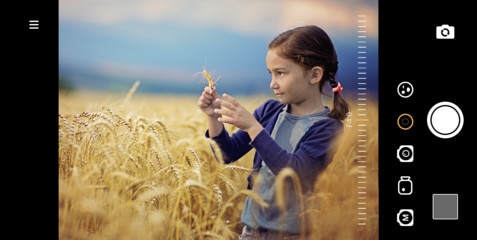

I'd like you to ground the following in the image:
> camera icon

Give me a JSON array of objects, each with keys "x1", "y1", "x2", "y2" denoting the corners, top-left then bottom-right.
[
  {"x1": 436, "y1": 24, "x2": 455, "y2": 39},
  {"x1": 397, "y1": 145, "x2": 414, "y2": 162}
]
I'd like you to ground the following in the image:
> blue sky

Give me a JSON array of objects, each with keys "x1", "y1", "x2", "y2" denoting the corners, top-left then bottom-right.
[{"x1": 59, "y1": 0, "x2": 378, "y2": 95}]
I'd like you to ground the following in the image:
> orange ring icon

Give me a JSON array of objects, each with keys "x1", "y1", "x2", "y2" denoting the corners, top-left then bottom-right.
[{"x1": 397, "y1": 113, "x2": 414, "y2": 130}]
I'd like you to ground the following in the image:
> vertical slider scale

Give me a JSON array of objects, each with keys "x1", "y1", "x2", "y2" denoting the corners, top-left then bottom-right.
[{"x1": 355, "y1": 14, "x2": 370, "y2": 228}]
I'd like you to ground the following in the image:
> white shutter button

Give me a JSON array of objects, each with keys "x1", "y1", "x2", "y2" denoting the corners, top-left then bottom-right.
[{"x1": 427, "y1": 101, "x2": 463, "y2": 139}]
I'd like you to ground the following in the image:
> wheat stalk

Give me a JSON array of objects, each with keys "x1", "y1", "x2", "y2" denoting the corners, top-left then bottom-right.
[{"x1": 203, "y1": 69, "x2": 215, "y2": 90}]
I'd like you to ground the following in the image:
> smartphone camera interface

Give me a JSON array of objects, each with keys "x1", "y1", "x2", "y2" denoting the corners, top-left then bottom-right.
[{"x1": 58, "y1": 1, "x2": 380, "y2": 239}]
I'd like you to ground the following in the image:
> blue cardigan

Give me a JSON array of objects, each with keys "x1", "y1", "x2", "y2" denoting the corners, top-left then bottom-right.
[{"x1": 206, "y1": 99, "x2": 343, "y2": 193}]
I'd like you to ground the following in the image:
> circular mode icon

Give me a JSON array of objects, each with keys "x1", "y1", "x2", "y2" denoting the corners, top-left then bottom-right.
[
  {"x1": 397, "y1": 209, "x2": 414, "y2": 227},
  {"x1": 397, "y1": 81, "x2": 414, "y2": 98},
  {"x1": 397, "y1": 113, "x2": 414, "y2": 130},
  {"x1": 427, "y1": 101, "x2": 463, "y2": 139}
]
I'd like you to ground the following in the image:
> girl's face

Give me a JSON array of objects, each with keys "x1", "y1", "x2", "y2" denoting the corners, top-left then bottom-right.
[{"x1": 266, "y1": 48, "x2": 319, "y2": 105}]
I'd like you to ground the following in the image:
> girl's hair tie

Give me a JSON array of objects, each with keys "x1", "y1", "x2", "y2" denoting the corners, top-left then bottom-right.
[{"x1": 332, "y1": 82, "x2": 343, "y2": 93}]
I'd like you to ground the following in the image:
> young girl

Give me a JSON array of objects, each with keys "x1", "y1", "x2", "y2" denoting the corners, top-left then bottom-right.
[{"x1": 197, "y1": 25, "x2": 350, "y2": 239}]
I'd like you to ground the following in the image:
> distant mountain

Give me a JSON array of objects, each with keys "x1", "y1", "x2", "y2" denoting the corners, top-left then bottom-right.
[{"x1": 59, "y1": 38, "x2": 378, "y2": 96}]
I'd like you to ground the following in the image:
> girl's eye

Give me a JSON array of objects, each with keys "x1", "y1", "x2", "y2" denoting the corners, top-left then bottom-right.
[{"x1": 277, "y1": 71, "x2": 284, "y2": 76}]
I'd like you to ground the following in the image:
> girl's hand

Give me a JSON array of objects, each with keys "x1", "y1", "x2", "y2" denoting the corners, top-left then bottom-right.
[
  {"x1": 197, "y1": 86, "x2": 221, "y2": 117},
  {"x1": 214, "y1": 93, "x2": 263, "y2": 139}
]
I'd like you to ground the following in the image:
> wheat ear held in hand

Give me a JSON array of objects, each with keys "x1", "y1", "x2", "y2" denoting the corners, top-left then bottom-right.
[{"x1": 202, "y1": 69, "x2": 215, "y2": 90}]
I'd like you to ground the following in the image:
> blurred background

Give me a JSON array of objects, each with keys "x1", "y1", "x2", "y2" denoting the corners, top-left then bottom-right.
[{"x1": 59, "y1": 0, "x2": 378, "y2": 97}]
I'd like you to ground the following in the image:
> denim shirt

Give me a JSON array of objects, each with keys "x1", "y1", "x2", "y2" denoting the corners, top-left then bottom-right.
[
  {"x1": 206, "y1": 100, "x2": 343, "y2": 233},
  {"x1": 241, "y1": 105, "x2": 331, "y2": 234}
]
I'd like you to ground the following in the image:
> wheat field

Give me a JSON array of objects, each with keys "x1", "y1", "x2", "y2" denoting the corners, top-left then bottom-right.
[{"x1": 58, "y1": 85, "x2": 378, "y2": 240}]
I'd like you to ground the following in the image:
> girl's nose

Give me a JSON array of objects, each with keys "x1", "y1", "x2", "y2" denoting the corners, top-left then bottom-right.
[{"x1": 269, "y1": 78, "x2": 278, "y2": 89}]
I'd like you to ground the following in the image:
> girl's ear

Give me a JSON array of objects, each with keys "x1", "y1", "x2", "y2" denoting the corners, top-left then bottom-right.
[{"x1": 310, "y1": 66, "x2": 324, "y2": 84}]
